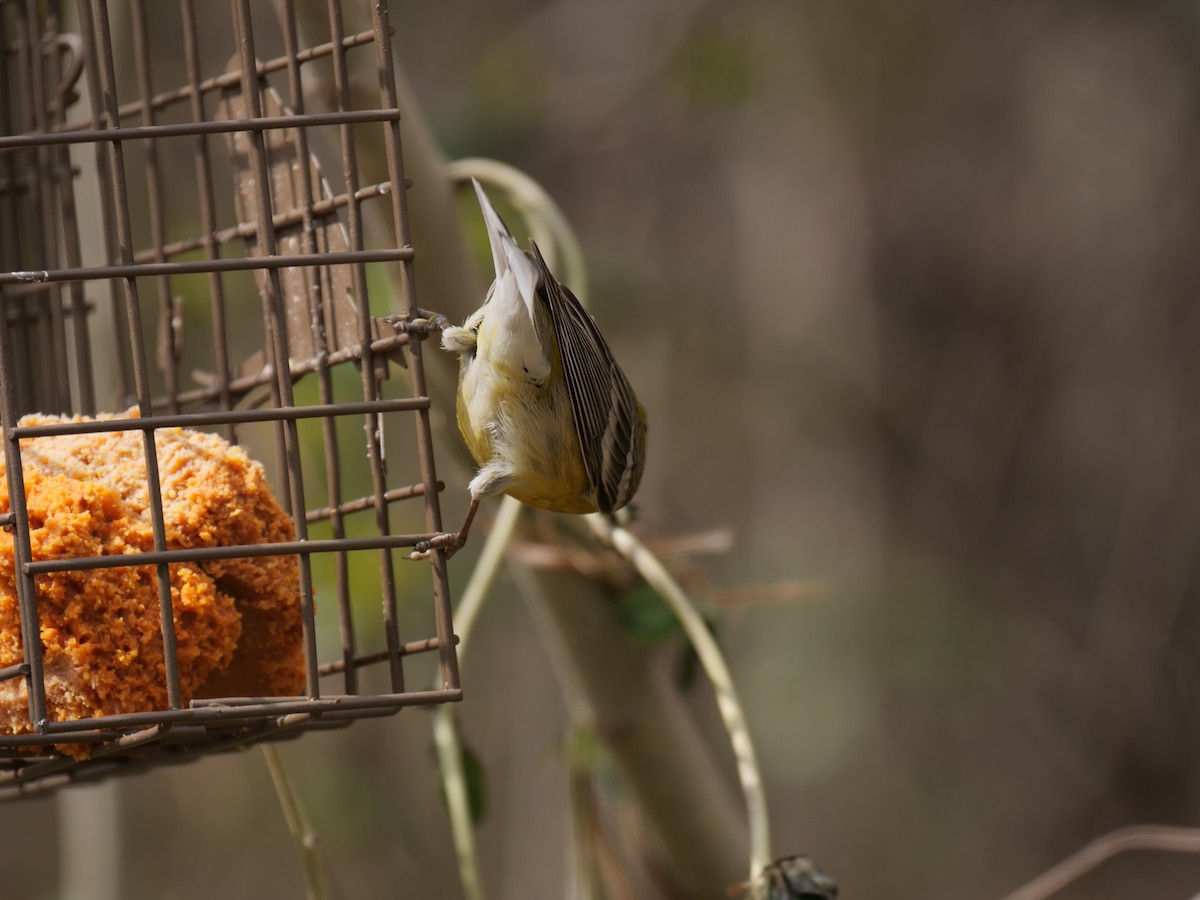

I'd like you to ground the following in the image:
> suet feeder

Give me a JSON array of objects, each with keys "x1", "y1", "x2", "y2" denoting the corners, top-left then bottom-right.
[{"x1": 0, "y1": 0, "x2": 460, "y2": 798}]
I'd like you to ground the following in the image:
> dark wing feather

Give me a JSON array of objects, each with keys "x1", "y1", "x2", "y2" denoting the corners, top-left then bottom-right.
[{"x1": 529, "y1": 242, "x2": 643, "y2": 512}]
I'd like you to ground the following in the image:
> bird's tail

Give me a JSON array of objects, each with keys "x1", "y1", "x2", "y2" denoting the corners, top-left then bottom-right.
[{"x1": 472, "y1": 179, "x2": 539, "y2": 322}]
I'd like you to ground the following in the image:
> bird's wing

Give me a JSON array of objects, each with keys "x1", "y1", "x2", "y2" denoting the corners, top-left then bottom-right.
[{"x1": 530, "y1": 241, "x2": 643, "y2": 513}]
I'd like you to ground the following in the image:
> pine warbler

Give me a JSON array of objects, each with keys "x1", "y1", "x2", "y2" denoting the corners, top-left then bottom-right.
[{"x1": 423, "y1": 180, "x2": 646, "y2": 553}]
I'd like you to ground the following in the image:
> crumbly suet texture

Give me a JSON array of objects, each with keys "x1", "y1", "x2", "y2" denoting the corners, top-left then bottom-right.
[{"x1": 0, "y1": 413, "x2": 304, "y2": 756}]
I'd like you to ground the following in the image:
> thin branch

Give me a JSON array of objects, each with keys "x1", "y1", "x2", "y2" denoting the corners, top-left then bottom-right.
[
  {"x1": 262, "y1": 743, "x2": 329, "y2": 900},
  {"x1": 567, "y1": 753, "x2": 603, "y2": 900},
  {"x1": 587, "y1": 514, "x2": 773, "y2": 883},
  {"x1": 506, "y1": 527, "x2": 735, "y2": 575},
  {"x1": 433, "y1": 708, "x2": 485, "y2": 900},
  {"x1": 999, "y1": 824, "x2": 1200, "y2": 900},
  {"x1": 431, "y1": 495, "x2": 525, "y2": 900},
  {"x1": 451, "y1": 496, "x2": 525, "y2": 647}
]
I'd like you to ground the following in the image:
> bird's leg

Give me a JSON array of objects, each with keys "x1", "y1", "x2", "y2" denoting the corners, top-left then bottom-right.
[
  {"x1": 411, "y1": 498, "x2": 480, "y2": 559},
  {"x1": 455, "y1": 497, "x2": 481, "y2": 546}
]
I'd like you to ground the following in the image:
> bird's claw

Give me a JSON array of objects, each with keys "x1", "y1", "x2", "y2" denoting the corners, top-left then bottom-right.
[
  {"x1": 409, "y1": 530, "x2": 466, "y2": 560},
  {"x1": 385, "y1": 310, "x2": 451, "y2": 337}
]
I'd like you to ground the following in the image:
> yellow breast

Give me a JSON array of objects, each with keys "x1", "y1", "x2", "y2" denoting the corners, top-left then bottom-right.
[{"x1": 456, "y1": 317, "x2": 598, "y2": 514}]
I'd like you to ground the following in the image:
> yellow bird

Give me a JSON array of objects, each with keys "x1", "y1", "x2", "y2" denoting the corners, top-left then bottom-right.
[{"x1": 428, "y1": 179, "x2": 646, "y2": 551}]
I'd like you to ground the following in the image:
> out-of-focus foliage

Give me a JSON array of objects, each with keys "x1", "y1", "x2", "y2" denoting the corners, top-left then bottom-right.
[{"x1": 402, "y1": 2, "x2": 1200, "y2": 897}]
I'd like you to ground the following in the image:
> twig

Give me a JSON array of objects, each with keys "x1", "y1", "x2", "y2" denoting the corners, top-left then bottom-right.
[
  {"x1": 261, "y1": 743, "x2": 328, "y2": 900},
  {"x1": 587, "y1": 514, "x2": 773, "y2": 883},
  {"x1": 998, "y1": 824, "x2": 1200, "y2": 900},
  {"x1": 506, "y1": 527, "x2": 736, "y2": 575},
  {"x1": 567, "y1": 752, "x2": 602, "y2": 900},
  {"x1": 450, "y1": 496, "x2": 525, "y2": 648},
  {"x1": 433, "y1": 707, "x2": 485, "y2": 900},
  {"x1": 432, "y1": 495, "x2": 525, "y2": 900}
]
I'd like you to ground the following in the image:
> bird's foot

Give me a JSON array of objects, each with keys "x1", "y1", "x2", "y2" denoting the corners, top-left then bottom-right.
[
  {"x1": 411, "y1": 499, "x2": 480, "y2": 560},
  {"x1": 385, "y1": 309, "x2": 451, "y2": 336},
  {"x1": 410, "y1": 530, "x2": 466, "y2": 561}
]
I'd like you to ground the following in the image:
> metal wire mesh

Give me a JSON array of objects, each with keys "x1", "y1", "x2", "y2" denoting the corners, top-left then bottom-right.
[{"x1": 0, "y1": 0, "x2": 460, "y2": 798}]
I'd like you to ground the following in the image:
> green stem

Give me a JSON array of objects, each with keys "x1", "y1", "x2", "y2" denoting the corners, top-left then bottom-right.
[
  {"x1": 432, "y1": 709, "x2": 484, "y2": 900},
  {"x1": 431, "y1": 495, "x2": 524, "y2": 900},
  {"x1": 262, "y1": 743, "x2": 329, "y2": 900},
  {"x1": 587, "y1": 514, "x2": 773, "y2": 882},
  {"x1": 451, "y1": 496, "x2": 525, "y2": 647}
]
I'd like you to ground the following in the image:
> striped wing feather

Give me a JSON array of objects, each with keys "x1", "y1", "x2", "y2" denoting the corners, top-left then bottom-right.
[{"x1": 529, "y1": 242, "x2": 641, "y2": 513}]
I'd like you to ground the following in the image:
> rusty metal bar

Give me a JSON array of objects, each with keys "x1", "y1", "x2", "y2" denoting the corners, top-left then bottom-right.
[
  {"x1": 0, "y1": 10, "x2": 21, "y2": 276},
  {"x1": 24, "y1": 532, "x2": 436, "y2": 576},
  {"x1": 181, "y1": 0, "x2": 234, "y2": 439},
  {"x1": 12, "y1": 397, "x2": 429, "y2": 437},
  {"x1": 45, "y1": 17, "x2": 96, "y2": 415},
  {"x1": 43, "y1": 688, "x2": 462, "y2": 733},
  {"x1": 305, "y1": 480, "x2": 440, "y2": 524},
  {"x1": 90, "y1": 0, "x2": 183, "y2": 710},
  {"x1": 0, "y1": 731, "x2": 121, "y2": 749},
  {"x1": 0, "y1": 9, "x2": 32, "y2": 415},
  {"x1": 369, "y1": 0, "x2": 461, "y2": 693},
  {"x1": 25, "y1": 0, "x2": 69, "y2": 412},
  {"x1": 326, "y1": 0, "x2": 406, "y2": 694},
  {"x1": 232, "y1": 0, "x2": 320, "y2": 700},
  {"x1": 49, "y1": 27, "x2": 379, "y2": 133},
  {"x1": 0, "y1": 748, "x2": 99, "y2": 786},
  {"x1": 165, "y1": 329, "x2": 415, "y2": 408},
  {"x1": 0, "y1": 287, "x2": 48, "y2": 729},
  {"x1": 317, "y1": 635, "x2": 460, "y2": 676},
  {"x1": 124, "y1": 181, "x2": 399, "y2": 265},
  {"x1": 0, "y1": 246, "x2": 413, "y2": 286},
  {"x1": 0, "y1": 7, "x2": 31, "y2": 413},
  {"x1": 0, "y1": 107, "x2": 405, "y2": 150},
  {"x1": 130, "y1": 0, "x2": 179, "y2": 412},
  {"x1": 74, "y1": 0, "x2": 133, "y2": 405},
  {"x1": 0, "y1": 7, "x2": 48, "y2": 735},
  {"x1": 279, "y1": 0, "x2": 359, "y2": 694}
]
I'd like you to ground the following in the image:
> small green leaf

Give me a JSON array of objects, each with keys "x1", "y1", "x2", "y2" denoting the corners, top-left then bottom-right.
[
  {"x1": 617, "y1": 585, "x2": 682, "y2": 643},
  {"x1": 459, "y1": 741, "x2": 488, "y2": 825},
  {"x1": 437, "y1": 736, "x2": 489, "y2": 825},
  {"x1": 618, "y1": 586, "x2": 722, "y2": 688}
]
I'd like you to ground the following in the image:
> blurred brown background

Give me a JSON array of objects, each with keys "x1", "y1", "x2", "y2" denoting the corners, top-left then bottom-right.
[
  {"x1": 7, "y1": 1, "x2": 1200, "y2": 898},
  {"x1": 407, "y1": 2, "x2": 1200, "y2": 894}
]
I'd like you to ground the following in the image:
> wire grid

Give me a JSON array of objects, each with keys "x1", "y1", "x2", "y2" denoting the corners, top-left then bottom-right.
[{"x1": 0, "y1": 0, "x2": 461, "y2": 798}]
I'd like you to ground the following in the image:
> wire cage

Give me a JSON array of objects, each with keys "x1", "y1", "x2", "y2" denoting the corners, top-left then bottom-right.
[{"x1": 0, "y1": 0, "x2": 461, "y2": 798}]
